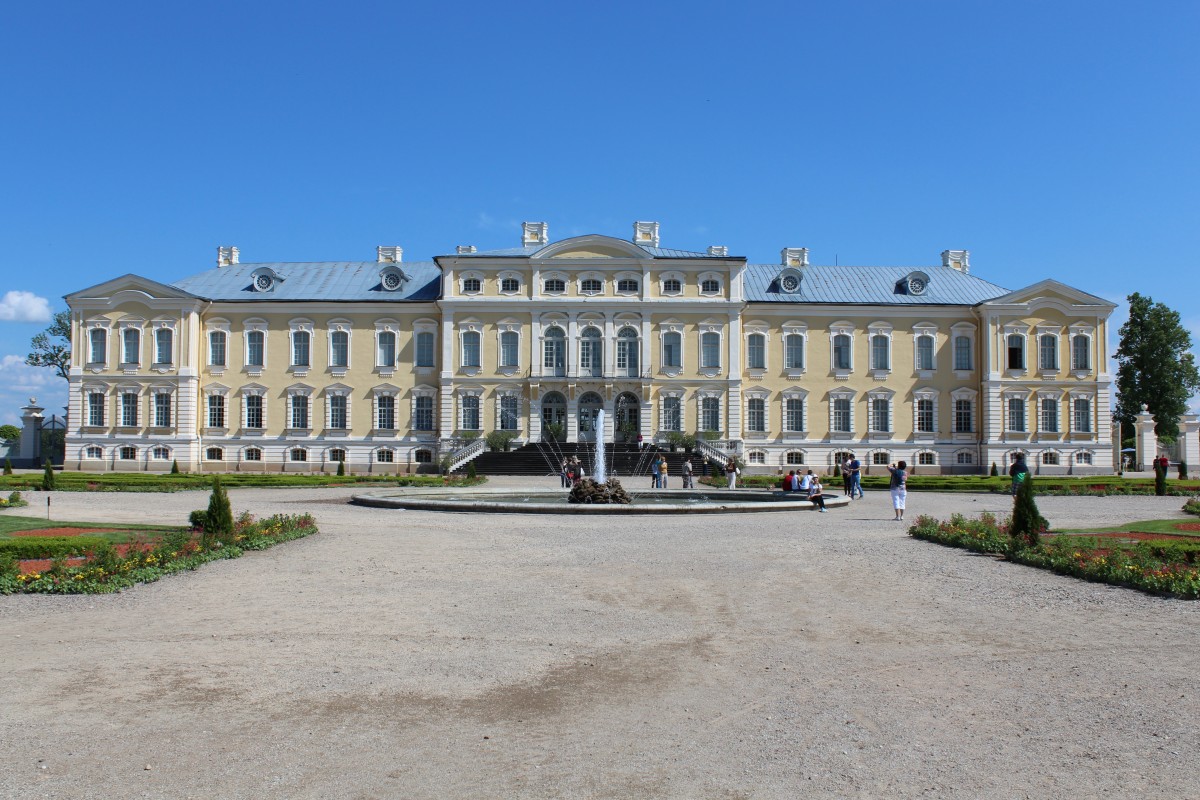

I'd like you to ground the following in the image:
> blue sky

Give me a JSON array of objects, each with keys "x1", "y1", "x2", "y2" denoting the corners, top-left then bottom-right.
[{"x1": 1, "y1": 1, "x2": 1197, "y2": 425}]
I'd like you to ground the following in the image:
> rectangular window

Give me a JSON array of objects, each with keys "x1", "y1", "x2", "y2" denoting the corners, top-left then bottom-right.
[
  {"x1": 1041, "y1": 398, "x2": 1058, "y2": 432},
  {"x1": 154, "y1": 394, "x2": 171, "y2": 427},
  {"x1": 291, "y1": 395, "x2": 309, "y2": 429},
  {"x1": 245, "y1": 395, "x2": 264, "y2": 429},
  {"x1": 700, "y1": 333, "x2": 720, "y2": 369},
  {"x1": 461, "y1": 396, "x2": 480, "y2": 430},
  {"x1": 500, "y1": 396, "x2": 520, "y2": 431},
  {"x1": 208, "y1": 395, "x2": 225, "y2": 428},
  {"x1": 377, "y1": 395, "x2": 396, "y2": 430},
  {"x1": 871, "y1": 397, "x2": 890, "y2": 432},
  {"x1": 747, "y1": 335, "x2": 765, "y2": 370},
  {"x1": 916, "y1": 399, "x2": 935, "y2": 433},
  {"x1": 1073, "y1": 398, "x2": 1091, "y2": 433},
  {"x1": 377, "y1": 332, "x2": 396, "y2": 367},
  {"x1": 954, "y1": 399, "x2": 973, "y2": 433},
  {"x1": 88, "y1": 393, "x2": 105, "y2": 426},
  {"x1": 785, "y1": 398, "x2": 804, "y2": 432},
  {"x1": 954, "y1": 336, "x2": 972, "y2": 370},
  {"x1": 122, "y1": 329, "x2": 140, "y2": 364},
  {"x1": 747, "y1": 398, "x2": 765, "y2": 432},
  {"x1": 957, "y1": 452, "x2": 974, "y2": 465},
  {"x1": 155, "y1": 329, "x2": 172, "y2": 364},
  {"x1": 701, "y1": 397, "x2": 720, "y2": 432},
  {"x1": 416, "y1": 332, "x2": 435, "y2": 367},
  {"x1": 833, "y1": 334, "x2": 851, "y2": 370},
  {"x1": 247, "y1": 331, "x2": 265, "y2": 367},
  {"x1": 663, "y1": 332, "x2": 682, "y2": 368},
  {"x1": 1008, "y1": 398, "x2": 1026, "y2": 432},
  {"x1": 414, "y1": 396, "x2": 434, "y2": 431},
  {"x1": 121, "y1": 393, "x2": 139, "y2": 427},
  {"x1": 832, "y1": 398, "x2": 851, "y2": 433},
  {"x1": 581, "y1": 338, "x2": 601, "y2": 376},
  {"x1": 462, "y1": 331, "x2": 481, "y2": 368},
  {"x1": 209, "y1": 331, "x2": 227, "y2": 367},
  {"x1": 1007, "y1": 335, "x2": 1025, "y2": 370},
  {"x1": 662, "y1": 397, "x2": 682, "y2": 432},
  {"x1": 329, "y1": 395, "x2": 347, "y2": 429}
]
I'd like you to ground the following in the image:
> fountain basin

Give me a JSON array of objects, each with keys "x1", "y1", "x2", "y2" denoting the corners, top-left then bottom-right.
[{"x1": 352, "y1": 487, "x2": 851, "y2": 514}]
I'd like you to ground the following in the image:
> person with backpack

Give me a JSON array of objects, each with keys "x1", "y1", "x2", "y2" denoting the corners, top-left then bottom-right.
[
  {"x1": 887, "y1": 460, "x2": 908, "y2": 522},
  {"x1": 1009, "y1": 455, "x2": 1029, "y2": 496}
]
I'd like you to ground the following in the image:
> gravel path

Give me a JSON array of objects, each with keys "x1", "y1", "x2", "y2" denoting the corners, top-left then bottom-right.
[{"x1": 2, "y1": 483, "x2": 1198, "y2": 799}]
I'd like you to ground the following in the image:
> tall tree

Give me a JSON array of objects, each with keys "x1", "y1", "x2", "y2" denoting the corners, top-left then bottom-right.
[
  {"x1": 26, "y1": 310, "x2": 72, "y2": 381},
  {"x1": 1114, "y1": 293, "x2": 1200, "y2": 441}
]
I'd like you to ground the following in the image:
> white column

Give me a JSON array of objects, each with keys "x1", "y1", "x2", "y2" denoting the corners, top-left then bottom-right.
[
  {"x1": 1134, "y1": 405, "x2": 1157, "y2": 472},
  {"x1": 19, "y1": 399, "x2": 44, "y2": 464},
  {"x1": 1179, "y1": 414, "x2": 1199, "y2": 478}
]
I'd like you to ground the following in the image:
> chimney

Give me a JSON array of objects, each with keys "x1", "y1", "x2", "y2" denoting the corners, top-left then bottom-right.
[
  {"x1": 633, "y1": 221, "x2": 660, "y2": 247},
  {"x1": 217, "y1": 246, "x2": 239, "y2": 267},
  {"x1": 522, "y1": 222, "x2": 549, "y2": 247},
  {"x1": 376, "y1": 246, "x2": 403, "y2": 263},
  {"x1": 781, "y1": 247, "x2": 809, "y2": 267},
  {"x1": 941, "y1": 249, "x2": 970, "y2": 273},
  {"x1": 707, "y1": 245, "x2": 729, "y2": 257},
  {"x1": 456, "y1": 245, "x2": 477, "y2": 255}
]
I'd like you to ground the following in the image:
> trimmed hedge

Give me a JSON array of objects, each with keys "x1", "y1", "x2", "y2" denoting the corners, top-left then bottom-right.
[
  {"x1": 0, "y1": 536, "x2": 110, "y2": 559},
  {"x1": 0, "y1": 472, "x2": 486, "y2": 493}
]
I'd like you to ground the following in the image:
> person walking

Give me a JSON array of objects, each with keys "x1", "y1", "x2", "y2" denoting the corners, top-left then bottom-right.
[
  {"x1": 807, "y1": 472, "x2": 827, "y2": 512},
  {"x1": 849, "y1": 453, "x2": 864, "y2": 499},
  {"x1": 887, "y1": 460, "x2": 908, "y2": 521},
  {"x1": 725, "y1": 458, "x2": 739, "y2": 489},
  {"x1": 841, "y1": 455, "x2": 853, "y2": 497},
  {"x1": 1009, "y1": 455, "x2": 1029, "y2": 496},
  {"x1": 682, "y1": 458, "x2": 694, "y2": 489}
]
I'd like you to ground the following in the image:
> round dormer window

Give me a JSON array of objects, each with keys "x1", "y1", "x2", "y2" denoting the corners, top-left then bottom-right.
[
  {"x1": 778, "y1": 267, "x2": 802, "y2": 294},
  {"x1": 254, "y1": 273, "x2": 273, "y2": 291},
  {"x1": 908, "y1": 277, "x2": 927, "y2": 295},
  {"x1": 382, "y1": 272, "x2": 402, "y2": 291}
]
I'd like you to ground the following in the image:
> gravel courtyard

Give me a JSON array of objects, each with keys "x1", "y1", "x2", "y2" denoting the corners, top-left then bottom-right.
[{"x1": 2, "y1": 482, "x2": 1198, "y2": 799}]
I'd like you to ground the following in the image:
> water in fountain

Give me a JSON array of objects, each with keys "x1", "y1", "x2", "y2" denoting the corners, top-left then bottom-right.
[{"x1": 593, "y1": 409, "x2": 607, "y2": 484}]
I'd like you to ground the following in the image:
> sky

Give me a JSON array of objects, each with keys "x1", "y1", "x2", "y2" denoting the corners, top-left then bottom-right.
[{"x1": 1, "y1": 0, "x2": 1197, "y2": 426}]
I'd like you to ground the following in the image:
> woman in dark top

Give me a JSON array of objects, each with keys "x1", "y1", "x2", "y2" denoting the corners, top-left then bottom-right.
[{"x1": 887, "y1": 460, "x2": 907, "y2": 521}]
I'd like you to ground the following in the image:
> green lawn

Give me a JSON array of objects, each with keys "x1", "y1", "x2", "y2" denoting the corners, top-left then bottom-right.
[
  {"x1": 0, "y1": 472, "x2": 484, "y2": 493},
  {"x1": 0, "y1": 514, "x2": 179, "y2": 539},
  {"x1": 1054, "y1": 518, "x2": 1200, "y2": 536}
]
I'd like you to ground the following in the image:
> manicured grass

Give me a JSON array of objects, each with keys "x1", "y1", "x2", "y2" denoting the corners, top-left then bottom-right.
[
  {"x1": 1055, "y1": 518, "x2": 1200, "y2": 536},
  {"x1": 0, "y1": 472, "x2": 486, "y2": 493},
  {"x1": 0, "y1": 515, "x2": 178, "y2": 538},
  {"x1": 703, "y1": 473, "x2": 1200, "y2": 495}
]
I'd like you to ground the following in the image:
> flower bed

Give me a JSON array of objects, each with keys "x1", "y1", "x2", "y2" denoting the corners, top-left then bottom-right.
[
  {"x1": 909, "y1": 513, "x2": 1200, "y2": 599},
  {"x1": 0, "y1": 512, "x2": 317, "y2": 594}
]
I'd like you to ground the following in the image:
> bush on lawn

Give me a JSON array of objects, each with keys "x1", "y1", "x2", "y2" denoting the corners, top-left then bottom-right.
[
  {"x1": 0, "y1": 536, "x2": 111, "y2": 560},
  {"x1": 41, "y1": 459, "x2": 55, "y2": 491}
]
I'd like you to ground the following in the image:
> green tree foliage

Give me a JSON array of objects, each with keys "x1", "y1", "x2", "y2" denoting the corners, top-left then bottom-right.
[
  {"x1": 3, "y1": 458, "x2": 12, "y2": 476},
  {"x1": 41, "y1": 458, "x2": 55, "y2": 490},
  {"x1": 205, "y1": 477, "x2": 234, "y2": 538},
  {"x1": 1155, "y1": 461, "x2": 1167, "y2": 496},
  {"x1": 1010, "y1": 476, "x2": 1047, "y2": 548},
  {"x1": 466, "y1": 462, "x2": 477, "y2": 479},
  {"x1": 0, "y1": 424, "x2": 20, "y2": 443},
  {"x1": 1114, "y1": 293, "x2": 1200, "y2": 440},
  {"x1": 170, "y1": 459, "x2": 180, "y2": 475},
  {"x1": 989, "y1": 462, "x2": 999, "y2": 477},
  {"x1": 336, "y1": 460, "x2": 345, "y2": 477},
  {"x1": 26, "y1": 310, "x2": 72, "y2": 381}
]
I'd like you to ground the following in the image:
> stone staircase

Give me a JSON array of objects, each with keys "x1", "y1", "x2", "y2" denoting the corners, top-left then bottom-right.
[{"x1": 457, "y1": 442, "x2": 721, "y2": 481}]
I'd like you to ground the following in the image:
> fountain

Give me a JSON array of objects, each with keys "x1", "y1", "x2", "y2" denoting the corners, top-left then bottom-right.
[{"x1": 592, "y1": 409, "x2": 607, "y2": 485}]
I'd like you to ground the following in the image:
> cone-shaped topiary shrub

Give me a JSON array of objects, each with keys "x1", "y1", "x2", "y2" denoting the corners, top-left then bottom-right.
[
  {"x1": 205, "y1": 476, "x2": 234, "y2": 539},
  {"x1": 3, "y1": 458, "x2": 11, "y2": 476},
  {"x1": 1010, "y1": 476, "x2": 1047, "y2": 549},
  {"x1": 336, "y1": 460, "x2": 345, "y2": 477},
  {"x1": 170, "y1": 459, "x2": 180, "y2": 475},
  {"x1": 466, "y1": 462, "x2": 476, "y2": 480},
  {"x1": 990, "y1": 462, "x2": 999, "y2": 477},
  {"x1": 1155, "y1": 462, "x2": 1167, "y2": 496},
  {"x1": 41, "y1": 458, "x2": 55, "y2": 491}
]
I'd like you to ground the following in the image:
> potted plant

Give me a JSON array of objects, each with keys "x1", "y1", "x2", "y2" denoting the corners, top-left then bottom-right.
[
  {"x1": 544, "y1": 422, "x2": 565, "y2": 442},
  {"x1": 619, "y1": 421, "x2": 637, "y2": 443}
]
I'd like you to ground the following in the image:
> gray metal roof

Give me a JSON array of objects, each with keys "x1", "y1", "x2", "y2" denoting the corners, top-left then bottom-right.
[
  {"x1": 449, "y1": 244, "x2": 720, "y2": 259},
  {"x1": 743, "y1": 264, "x2": 1009, "y2": 306},
  {"x1": 171, "y1": 262, "x2": 442, "y2": 302}
]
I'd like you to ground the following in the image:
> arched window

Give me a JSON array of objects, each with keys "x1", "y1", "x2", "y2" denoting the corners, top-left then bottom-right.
[
  {"x1": 461, "y1": 330, "x2": 481, "y2": 368},
  {"x1": 918, "y1": 452, "x2": 936, "y2": 465},
  {"x1": 580, "y1": 327, "x2": 603, "y2": 377},
  {"x1": 209, "y1": 331, "x2": 227, "y2": 367},
  {"x1": 243, "y1": 447, "x2": 262, "y2": 462},
  {"x1": 700, "y1": 278, "x2": 720, "y2": 294},
  {"x1": 1075, "y1": 451, "x2": 1093, "y2": 465},
  {"x1": 85, "y1": 445, "x2": 104, "y2": 459},
  {"x1": 786, "y1": 451, "x2": 805, "y2": 465},
  {"x1": 89, "y1": 328, "x2": 107, "y2": 364},
  {"x1": 747, "y1": 450, "x2": 766, "y2": 464},
  {"x1": 414, "y1": 449, "x2": 433, "y2": 463},
  {"x1": 153, "y1": 328, "x2": 173, "y2": 365},
  {"x1": 916, "y1": 335, "x2": 935, "y2": 371},
  {"x1": 954, "y1": 335, "x2": 972, "y2": 370},
  {"x1": 1072, "y1": 335, "x2": 1090, "y2": 370},
  {"x1": 785, "y1": 334, "x2": 804, "y2": 370},
  {"x1": 543, "y1": 326, "x2": 566, "y2": 376},
  {"x1": 462, "y1": 277, "x2": 481, "y2": 293},
  {"x1": 122, "y1": 328, "x2": 140, "y2": 365},
  {"x1": 151, "y1": 446, "x2": 170, "y2": 460},
  {"x1": 206, "y1": 447, "x2": 224, "y2": 461},
  {"x1": 290, "y1": 448, "x2": 308, "y2": 462},
  {"x1": 747, "y1": 334, "x2": 766, "y2": 370},
  {"x1": 1039, "y1": 334, "x2": 1058, "y2": 370},
  {"x1": 617, "y1": 278, "x2": 639, "y2": 293},
  {"x1": 833, "y1": 334, "x2": 851, "y2": 370},
  {"x1": 331, "y1": 330, "x2": 349, "y2": 368},
  {"x1": 544, "y1": 278, "x2": 566, "y2": 293},
  {"x1": 292, "y1": 330, "x2": 311, "y2": 367},
  {"x1": 376, "y1": 448, "x2": 395, "y2": 463},
  {"x1": 119, "y1": 446, "x2": 137, "y2": 460},
  {"x1": 500, "y1": 277, "x2": 520, "y2": 293},
  {"x1": 616, "y1": 327, "x2": 639, "y2": 377},
  {"x1": 246, "y1": 330, "x2": 265, "y2": 367},
  {"x1": 499, "y1": 331, "x2": 519, "y2": 368},
  {"x1": 580, "y1": 278, "x2": 602, "y2": 294},
  {"x1": 870, "y1": 334, "x2": 890, "y2": 370},
  {"x1": 377, "y1": 331, "x2": 396, "y2": 367},
  {"x1": 663, "y1": 278, "x2": 682, "y2": 294},
  {"x1": 329, "y1": 448, "x2": 346, "y2": 463}
]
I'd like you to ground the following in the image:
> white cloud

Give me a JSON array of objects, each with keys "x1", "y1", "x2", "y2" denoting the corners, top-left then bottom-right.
[
  {"x1": 0, "y1": 355, "x2": 65, "y2": 425},
  {"x1": 0, "y1": 291, "x2": 52, "y2": 323}
]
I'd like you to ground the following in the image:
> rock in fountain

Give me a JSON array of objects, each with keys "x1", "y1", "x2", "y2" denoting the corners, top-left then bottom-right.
[{"x1": 568, "y1": 477, "x2": 631, "y2": 505}]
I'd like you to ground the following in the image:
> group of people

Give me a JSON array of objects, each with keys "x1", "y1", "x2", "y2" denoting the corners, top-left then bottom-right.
[
  {"x1": 651, "y1": 455, "x2": 695, "y2": 488},
  {"x1": 838, "y1": 454, "x2": 865, "y2": 500},
  {"x1": 559, "y1": 456, "x2": 584, "y2": 488},
  {"x1": 779, "y1": 469, "x2": 829, "y2": 511}
]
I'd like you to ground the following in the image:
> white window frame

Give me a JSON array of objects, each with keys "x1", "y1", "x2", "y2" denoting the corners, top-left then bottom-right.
[
  {"x1": 459, "y1": 323, "x2": 482, "y2": 371},
  {"x1": 1036, "y1": 327, "x2": 1060, "y2": 374},
  {"x1": 912, "y1": 324, "x2": 937, "y2": 375},
  {"x1": 119, "y1": 321, "x2": 143, "y2": 367},
  {"x1": 698, "y1": 393, "x2": 722, "y2": 433},
  {"x1": 151, "y1": 390, "x2": 174, "y2": 429},
  {"x1": 829, "y1": 389, "x2": 855, "y2": 439},
  {"x1": 457, "y1": 389, "x2": 483, "y2": 432},
  {"x1": 152, "y1": 321, "x2": 176, "y2": 368},
  {"x1": 951, "y1": 387, "x2": 977, "y2": 439},
  {"x1": 782, "y1": 389, "x2": 808, "y2": 437},
  {"x1": 660, "y1": 271, "x2": 684, "y2": 296},
  {"x1": 119, "y1": 388, "x2": 141, "y2": 428},
  {"x1": 1006, "y1": 393, "x2": 1028, "y2": 433},
  {"x1": 698, "y1": 272, "x2": 723, "y2": 296},
  {"x1": 286, "y1": 385, "x2": 314, "y2": 432},
  {"x1": 1070, "y1": 392, "x2": 1094, "y2": 434},
  {"x1": 829, "y1": 322, "x2": 855, "y2": 376},
  {"x1": 744, "y1": 391, "x2": 769, "y2": 436},
  {"x1": 615, "y1": 272, "x2": 640, "y2": 296},
  {"x1": 244, "y1": 319, "x2": 267, "y2": 373},
  {"x1": 372, "y1": 386, "x2": 399, "y2": 432},
  {"x1": 496, "y1": 391, "x2": 522, "y2": 432},
  {"x1": 205, "y1": 386, "x2": 229, "y2": 431},
  {"x1": 86, "y1": 389, "x2": 107, "y2": 427},
  {"x1": 659, "y1": 391, "x2": 684, "y2": 433},
  {"x1": 660, "y1": 324, "x2": 685, "y2": 374},
  {"x1": 326, "y1": 386, "x2": 351, "y2": 431},
  {"x1": 542, "y1": 272, "x2": 568, "y2": 296},
  {"x1": 413, "y1": 320, "x2": 437, "y2": 370},
  {"x1": 783, "y1": 323, "x2": 807, "y2": 376},
  {"x1": 497, "y1": 324, "x2": 521, "y2": 372},
  {"x1": 242, "y1": 386, "x2": 267, "y2": 431},
  {"x1": 745, "y1": 327, "x2": 769, "y2": 372},
  {"x1": 1039, "y1": 393, "x2": 1060, "y2": 434},
  {"x1": 578, "y1": 272, "x2": 605, "y2": 296},
  {"x1": 1069, "y1": 325, "x2": 1095, "y2": 374},
  {"x1": 459, "y1": 271, "x2": 484, "y2": 296},
  {"x1": 950, "y1": 322, "x2": 976, "y2": 375},
  {"x1": 328, "y1": 320, "x2": 352, "y2": 372},
  {"x1": 867, "y1": 322, "x2": 893, "y2": 377},
  {"x1": 375, "y1": 322, "x2": 398, "y2": 371},
  {"x1": 86, "y1": 322, "x2": 109, "y2": 367},
  {"x1": 289, "y1": 319, "x2": 314, "y2": 372},
  {"x1": 699, "y1": 325, "x2": 723, "y2": 373},
  {"x1": 913, "y1": 390, "x2": 937, "y2": 438},
  {"x1": 867, "y1": 389, "x2": 894, "y2": 438},
  {"x1": 206, "y1": 320, "x2": 230, "y2": 371},
  {"x1": 498, "y1": 272, "x2": 522, "y2": 295},
  {"x1": 1004, "y1": 325, "x2": 1029, "y2": 373},
  {"x1": 412, "y1": 387, "x2": 437, "y2": 432}
]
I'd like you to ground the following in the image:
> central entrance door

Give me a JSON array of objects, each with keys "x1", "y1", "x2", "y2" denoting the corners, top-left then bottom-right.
[
  {"x1": 577, "y1": 391, "x2": 603, "y2": 442},
  {"x1": 615, "y1": 392, "x2": 640, "y2": 441},
  {"x1": 541, "y1": 392, "x2": 566, "y2": 441}
]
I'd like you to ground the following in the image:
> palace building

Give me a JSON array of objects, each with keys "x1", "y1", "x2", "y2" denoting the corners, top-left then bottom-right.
[{"x1": 63, "y1": 221, "x2": 1117, "y2": 475}]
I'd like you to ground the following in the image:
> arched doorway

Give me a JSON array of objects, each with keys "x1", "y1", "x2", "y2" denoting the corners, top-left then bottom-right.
[
  {"x1": 541, "y1": 391, "x2": 566, "y2": 441},
  {"x1": 577, "y1": 391, "x2": 603, "y2": 442},
  {"x1": 615, "y1": 392, "x2": 640, "y2": 442}
]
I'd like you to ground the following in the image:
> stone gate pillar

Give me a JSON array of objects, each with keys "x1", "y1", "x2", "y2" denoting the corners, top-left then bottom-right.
[
  {"x1": 19, "y1": 398, "x2": 44, "y2": 466},
  {"x1": 1134, "y1": 404, "x2": 1157, "y2": 472},
  {"x1": 1179, "y1": 414, "x2": 1199, "y2": 478}
]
